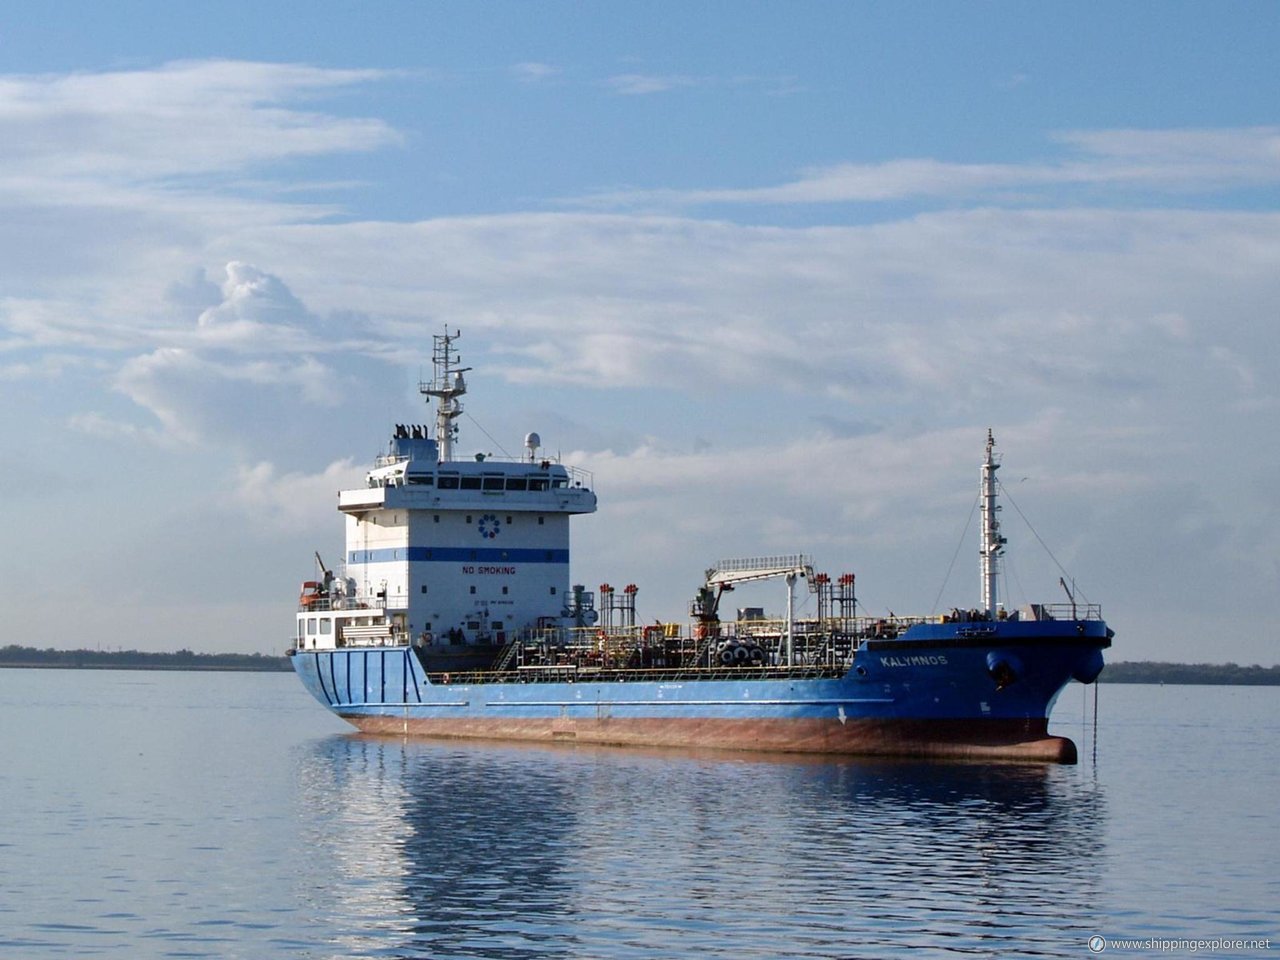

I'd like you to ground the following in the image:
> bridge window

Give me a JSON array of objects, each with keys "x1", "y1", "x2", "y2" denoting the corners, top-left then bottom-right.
[
  {"x1": 461, "y1": 476, "x2": 482, "y2": 490},
  {"x1": 505, "y1": 477, "x2": 528, "y2": 491},
  {"x1": 482, "y1": 476, "x2": 504, "y2": 491},
  {"x1": 438, "y1": 474, "x2": 459, "y2": 489},
  {"x1": 529, "y1": 476, "x2": 549, "y2": 491}
]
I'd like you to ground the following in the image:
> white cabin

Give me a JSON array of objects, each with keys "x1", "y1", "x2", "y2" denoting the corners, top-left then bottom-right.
[{"x1": 295, "y1": 331, "x2": 597, "y2": 659}]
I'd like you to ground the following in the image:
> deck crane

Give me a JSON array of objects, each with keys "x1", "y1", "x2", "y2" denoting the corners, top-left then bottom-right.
[
  {"x1": 299, "y1": 552, "x2": 335, "y2": 609},
  {"x1": 691, "y1": 555, "x2": 816, "y2": 666}
]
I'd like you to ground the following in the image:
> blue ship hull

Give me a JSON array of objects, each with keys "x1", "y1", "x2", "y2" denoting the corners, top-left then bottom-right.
[{"x1": 290, "y1": 617, "x2": 1109, "y2": 762}]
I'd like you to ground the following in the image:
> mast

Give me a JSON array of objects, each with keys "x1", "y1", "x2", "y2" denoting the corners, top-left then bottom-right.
[
  {"x1": 979, "y1": 429, "x2": 1007, "y2": 616},
  {"x1": 418, "y1": 329, "x2": 471, "y2": 463}
]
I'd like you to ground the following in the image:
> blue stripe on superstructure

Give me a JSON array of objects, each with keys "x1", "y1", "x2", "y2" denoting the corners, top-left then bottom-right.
[{"x1": 348, "y1": 547, "x2": 570, "y2": 564}]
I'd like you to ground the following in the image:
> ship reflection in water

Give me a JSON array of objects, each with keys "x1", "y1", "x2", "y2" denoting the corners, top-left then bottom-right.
[{"x1": 296, "y1": 735, "x2": 1106, "y2": 959}]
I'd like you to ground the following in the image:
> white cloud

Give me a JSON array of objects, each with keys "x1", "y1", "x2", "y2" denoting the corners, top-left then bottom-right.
[
  {"x1": 511, "y1": 62, "x2": 561, "y2": 84},
  {"x1": 113, "y1": 346, "x2": 343, "y2": 442},
  {"x1": 222, "y1": 208, "x2": 1279, "y2": 422},
  {"x1": 0, "y1": 60, "x2": 402, "y2": 327},
  {"x1": 579, "y1": 126, "x2": 1280, "y2": 208},
  {"x1": 0, "y1": 60, "x2": 399, "y2": 183},
  {"x1": 232, "y1": 457, "x2": 365, "y2": 531},
  {"x1": 605, "y1": 73, "x2": 699, "y2": 95},
  {"x1": 95, "y1": 258, "x2": 415, "y2": 456},
  {"x1": 601, "y1": 71, "x2": 796, "y2": 98}
]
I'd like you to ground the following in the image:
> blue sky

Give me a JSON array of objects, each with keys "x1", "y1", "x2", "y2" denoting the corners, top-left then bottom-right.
[{"x1": 1, "y1": 1, "x2": 1278, "y2": 663}]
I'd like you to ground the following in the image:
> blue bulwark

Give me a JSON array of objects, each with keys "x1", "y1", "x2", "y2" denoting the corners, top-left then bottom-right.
[{"x1": 348, "y1": 547, "x2": 570, "y2": 564}]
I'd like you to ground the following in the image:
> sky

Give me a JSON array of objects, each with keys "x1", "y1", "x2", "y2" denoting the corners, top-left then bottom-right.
[{"x1": 1, "y1": 1, "x2": 1277, "y2": 664}]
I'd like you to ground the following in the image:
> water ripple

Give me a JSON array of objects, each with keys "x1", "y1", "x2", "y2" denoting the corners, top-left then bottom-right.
[{"x1": 293, "y1": 738, "x2": 1110, "y2": 959}]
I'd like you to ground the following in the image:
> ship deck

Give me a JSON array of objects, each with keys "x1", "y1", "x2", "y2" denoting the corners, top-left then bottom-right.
[{"x1": 423, "y1": 663, "x2": 850, "y2": 686}]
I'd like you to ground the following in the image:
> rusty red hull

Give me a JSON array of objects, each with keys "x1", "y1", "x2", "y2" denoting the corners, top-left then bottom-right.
[{"x1": 339, "y1": 713, "x2": 1077, "y2": 763}]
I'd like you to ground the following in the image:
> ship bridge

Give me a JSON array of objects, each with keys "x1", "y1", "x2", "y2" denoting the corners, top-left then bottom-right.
[{"x1": 298, "y1": 329, "x2": 599, "y2": 662}]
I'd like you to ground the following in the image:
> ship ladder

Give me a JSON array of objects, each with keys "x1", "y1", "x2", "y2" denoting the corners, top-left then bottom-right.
[
  {"x1": 694, "y1": 633, "x2": 720, "y2": 669},
  {"x1": 492, "y1": 637, "x2": 521, "y2": 672}
]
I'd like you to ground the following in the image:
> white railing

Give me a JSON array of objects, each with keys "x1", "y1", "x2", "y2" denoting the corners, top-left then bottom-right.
[{"x1": 711, "y1": 554, "x2": 812, "y2": 575}]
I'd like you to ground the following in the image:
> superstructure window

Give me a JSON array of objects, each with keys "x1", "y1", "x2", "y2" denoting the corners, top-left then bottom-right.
[
  {"x1": 504, "y1": 477, "x2": 528, "y2": 491},
  {"x1": 438, "y1": 474, "x2": 459, "y2": 489},
  {"x1": 461, "y1": 477, "x2": 482, "y2": 490},
  {"x1": 320, "y1": 619, "x2": 332, "y2": 635},
  {"x1": 529, "y1": 476, "x2": 549, "y2": 491},
  {"x1": 482, "y1": 476, "x2": 504, "y2": 491}
]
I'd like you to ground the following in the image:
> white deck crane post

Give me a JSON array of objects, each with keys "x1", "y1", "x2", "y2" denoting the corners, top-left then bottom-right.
[{"x1": 703, "y1": 555, "x2": 816, "y2": 666}]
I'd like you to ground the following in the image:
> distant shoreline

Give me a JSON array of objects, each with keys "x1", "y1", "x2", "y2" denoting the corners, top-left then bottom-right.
[
  {"x1": 2, "y1": 646, "x2": 1277, "y2": 683},
  {"x1": 1094, "y1": 661, "x2": 1280, "y2": 685},
  {"x1": 1, "y1": 646, "x2": 291, "y2": 672},
  {"x1": 1, "y1": 662, "x2": 292, "y2": 672}
]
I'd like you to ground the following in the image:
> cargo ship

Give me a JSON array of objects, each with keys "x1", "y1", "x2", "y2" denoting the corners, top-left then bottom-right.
[{"x1": 289, "y1": 329, "x2": 1111, "y2": 762}]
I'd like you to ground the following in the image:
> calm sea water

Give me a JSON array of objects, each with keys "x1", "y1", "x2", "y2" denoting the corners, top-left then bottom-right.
[{"x1": 1, "y1": 670, "x2": 1276, "y2": 959}]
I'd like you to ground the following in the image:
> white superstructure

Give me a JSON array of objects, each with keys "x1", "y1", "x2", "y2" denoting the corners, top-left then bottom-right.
[{"x1": 296, "y1": 330, "x2": 597, "y2": 660}]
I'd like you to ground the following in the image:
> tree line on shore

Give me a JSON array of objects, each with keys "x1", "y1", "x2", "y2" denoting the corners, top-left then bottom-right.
[
  {"x1": 0, "y1": 644, "x2": 1277, "y2": 683},
  {"x1": 1097, "y1": 660, "x2": 1280, "y2": 685},
  {"x1": 0, "y1": 645, "x2": 291, "y2": 671}
]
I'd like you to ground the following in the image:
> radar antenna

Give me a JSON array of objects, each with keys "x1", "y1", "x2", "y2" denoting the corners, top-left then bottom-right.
[{"x1": 419, "y1": 329, "x2": 472, "y2": 462}]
